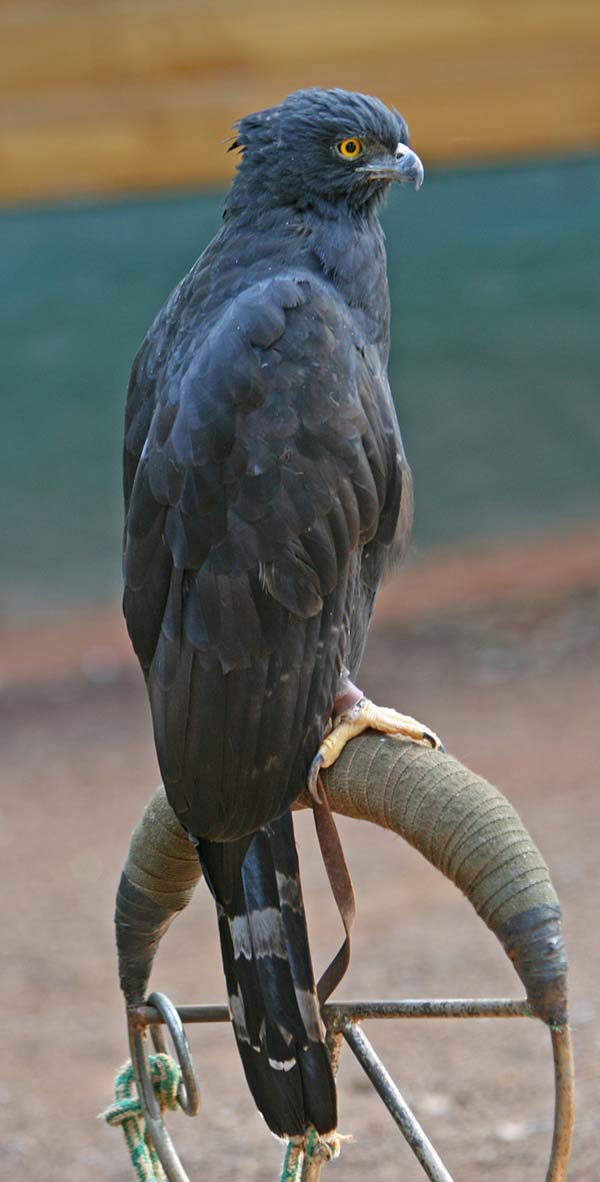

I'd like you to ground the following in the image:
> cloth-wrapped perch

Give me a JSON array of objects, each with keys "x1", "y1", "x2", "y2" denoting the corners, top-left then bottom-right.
[{"x1": 115, "y1": 736, "x2": 567, "y2": 1030}]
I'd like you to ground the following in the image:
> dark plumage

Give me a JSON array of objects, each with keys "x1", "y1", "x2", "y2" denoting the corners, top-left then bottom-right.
[{"x1": 123, "y1": 87, "x2": 422, "y2": 1138}]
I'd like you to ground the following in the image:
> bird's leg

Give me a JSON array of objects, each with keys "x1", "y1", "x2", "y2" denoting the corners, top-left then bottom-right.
[{"x1": 308, "y1": 678, "x2": 443, "y2": 800}]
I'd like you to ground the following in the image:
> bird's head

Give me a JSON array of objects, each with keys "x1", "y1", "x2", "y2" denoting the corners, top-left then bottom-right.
[{"x1": 228, "y1": 88, "x2": 424, "y2": 217}]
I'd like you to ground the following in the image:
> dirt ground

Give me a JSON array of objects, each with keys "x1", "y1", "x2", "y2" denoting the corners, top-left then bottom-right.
[{"x1": 2, "y1": 558, "x2": 599, "y2": 1181}]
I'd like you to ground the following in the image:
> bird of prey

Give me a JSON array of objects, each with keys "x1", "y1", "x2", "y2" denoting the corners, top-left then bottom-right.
[{"x1": 123, "y1": 87, "x2": 440, "y2": 1141}]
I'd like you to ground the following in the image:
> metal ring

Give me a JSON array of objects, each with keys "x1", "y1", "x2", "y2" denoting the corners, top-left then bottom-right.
[
  {"x1": 128, "y1": 1019, "x2": 191, "y2": 1182},
  {"x1": 147, "y1": 991, "x2": 201, "y2": 1116}
]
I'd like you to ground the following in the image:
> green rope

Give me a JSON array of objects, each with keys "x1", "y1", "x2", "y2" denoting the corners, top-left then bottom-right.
[
  {"x1": 280, "y1": 1139, "x2": 304, "y2": 1182},
  {"x1": 280, "y1": 1125, "x2": 342, "y2": 1181},
  {"x1": 102, "y1": 1053, "x2": 181, "y2": 1182}
]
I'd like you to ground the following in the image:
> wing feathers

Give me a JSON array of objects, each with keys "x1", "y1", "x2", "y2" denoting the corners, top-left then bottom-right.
[{"x1": 124, "y1": 273, "x2": 404, "y2": 834}]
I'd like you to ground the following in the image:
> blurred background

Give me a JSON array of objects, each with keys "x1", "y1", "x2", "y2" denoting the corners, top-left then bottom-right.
[{"x1": 1, "y1": 3, "x2": 599, "y2": 1180}]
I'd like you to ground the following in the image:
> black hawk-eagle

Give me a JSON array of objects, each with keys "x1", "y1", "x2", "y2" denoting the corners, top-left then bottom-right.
[{"x1": 123, "y1": 87, "x2": 439, "y2": 1140}]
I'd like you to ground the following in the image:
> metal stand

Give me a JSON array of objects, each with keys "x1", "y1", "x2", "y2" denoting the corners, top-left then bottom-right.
[{"x1": 127, "y1": 993, "x2": 574, "y2": 1182}]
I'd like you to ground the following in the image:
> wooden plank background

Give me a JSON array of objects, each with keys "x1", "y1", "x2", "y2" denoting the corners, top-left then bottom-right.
[{"x1": 1, "y1": 0, "x2": 599, "y2": 204}]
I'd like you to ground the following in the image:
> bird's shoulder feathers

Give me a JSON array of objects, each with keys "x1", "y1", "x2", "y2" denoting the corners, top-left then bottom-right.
[{"x1": 124, "y1": 271, "x2": 402, "y2": 663}]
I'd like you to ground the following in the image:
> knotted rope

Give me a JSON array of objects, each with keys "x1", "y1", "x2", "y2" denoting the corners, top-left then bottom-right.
[
  {"x1": 280, "y1": 1125, "x2": 345, "y2": 1181},
  {"x1": 102, "y1": 1053, "x2": 181, "y2": 1182}
]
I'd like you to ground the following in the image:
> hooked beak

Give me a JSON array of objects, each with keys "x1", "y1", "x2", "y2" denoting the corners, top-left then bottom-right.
[{"x1": 357, "y1": 142, "x2": 424, "y2": 191}]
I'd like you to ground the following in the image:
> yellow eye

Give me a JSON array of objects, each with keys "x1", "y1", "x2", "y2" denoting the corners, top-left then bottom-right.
[{"x1": 337, "y1": 138, "x2": 364, "y2": 159}]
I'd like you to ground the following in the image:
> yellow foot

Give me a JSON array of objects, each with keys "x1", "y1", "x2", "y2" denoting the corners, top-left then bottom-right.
[{"x1": 308, "y1": 697, "x2": 444, "y2": 799}]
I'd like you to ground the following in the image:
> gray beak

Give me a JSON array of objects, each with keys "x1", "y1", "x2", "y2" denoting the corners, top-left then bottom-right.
[{"x1": 357, "y1": 142, "x2": 425, "y2": 191}]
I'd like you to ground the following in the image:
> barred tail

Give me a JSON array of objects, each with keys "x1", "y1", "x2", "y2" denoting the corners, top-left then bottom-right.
[{"x1": 196, "y1": 812, "x2": 337, "y2": 1138}]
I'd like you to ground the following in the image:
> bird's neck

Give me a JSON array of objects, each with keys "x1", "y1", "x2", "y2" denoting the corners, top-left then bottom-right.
[
  {"x1": 302, "y1": 206, "x2": 390, "y2": 350},
  {"x1": 221, "y1": 197, "x2": 391, "y2": 352}
]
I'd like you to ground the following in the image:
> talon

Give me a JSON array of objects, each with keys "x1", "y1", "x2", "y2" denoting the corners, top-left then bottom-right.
[
  {"x1": 308, "y1": 697, "x2": 444, "y2": 794},
  {"x1": 423, "y1": 728, "x2": 445, "y2": 752}
]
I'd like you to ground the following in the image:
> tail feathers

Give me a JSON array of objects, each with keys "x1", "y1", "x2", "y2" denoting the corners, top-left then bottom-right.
[{"x1": 196, "y1": 812, "x2": 337, "y2": 1138}]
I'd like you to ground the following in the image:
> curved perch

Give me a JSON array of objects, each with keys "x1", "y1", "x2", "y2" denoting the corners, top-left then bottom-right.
[
  {"x1": 117, "y1": 736, "x2": 567, "y2": 1024},
  {"x1": 115, "y1": 736, "x2": 573, "y2": 1181}
]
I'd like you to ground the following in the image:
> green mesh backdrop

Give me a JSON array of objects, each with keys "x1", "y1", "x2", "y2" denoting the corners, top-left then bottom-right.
[{"x1": 1, "y1": 154, "x2": 599, "y2": 621}]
